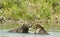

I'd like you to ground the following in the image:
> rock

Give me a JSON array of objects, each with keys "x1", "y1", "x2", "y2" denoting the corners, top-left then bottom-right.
[{"x1": 0, "y1": 16, "x2": 5, "y2": 23}]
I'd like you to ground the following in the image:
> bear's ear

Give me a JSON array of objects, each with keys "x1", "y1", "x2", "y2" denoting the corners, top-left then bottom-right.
[{"x1": 22, "y1": 24, "x2": 25, "y2": 26}]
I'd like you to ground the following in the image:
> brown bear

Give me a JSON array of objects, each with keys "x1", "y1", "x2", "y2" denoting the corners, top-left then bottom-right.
[
  {"x1": 9, "y1": 23, "x2": 29, "y2": 33},
  {"x1": 34, "y1": 23, "x2": 49, "y2": 35},
  {"x1": 9, "y1": 22, "x2": 49, "y2": 34}
]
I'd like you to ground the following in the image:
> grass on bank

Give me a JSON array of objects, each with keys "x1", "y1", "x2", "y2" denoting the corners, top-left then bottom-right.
[{"x1": 0, "y1": 23, "x2": 19, "y2": 30}]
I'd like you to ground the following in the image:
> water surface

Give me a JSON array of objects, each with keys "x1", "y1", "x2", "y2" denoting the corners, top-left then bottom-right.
[{"x1": 0, "y1": 30, "x2": 60, "y2": 37}]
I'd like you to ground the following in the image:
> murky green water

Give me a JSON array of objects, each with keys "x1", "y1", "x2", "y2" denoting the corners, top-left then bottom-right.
[{"x1": 0, "y1": 30, "x2": 60, "y2": 37}]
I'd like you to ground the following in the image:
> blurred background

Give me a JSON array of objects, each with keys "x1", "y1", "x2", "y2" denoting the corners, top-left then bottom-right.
[{"x1": 0, "y1": 0, "x2": 60, "y2": 32}]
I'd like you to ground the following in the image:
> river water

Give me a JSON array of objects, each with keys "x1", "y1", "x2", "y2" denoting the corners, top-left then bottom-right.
[{"x1": 0, "y1": 30, "x2": 60, "y2": 37}]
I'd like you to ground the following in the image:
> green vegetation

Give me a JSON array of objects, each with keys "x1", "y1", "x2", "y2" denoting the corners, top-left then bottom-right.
[
  {"x1": 0, "y1": 23, "x2": 19, "y2": 30},
  {"x1": 0, "y1": 0, "x2": 60, "y2": 31}
]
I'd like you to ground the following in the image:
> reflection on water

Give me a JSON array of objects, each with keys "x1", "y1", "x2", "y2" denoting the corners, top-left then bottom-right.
[{"x1": 0, "y1": 30, "x2": 60, "y2": 37}]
